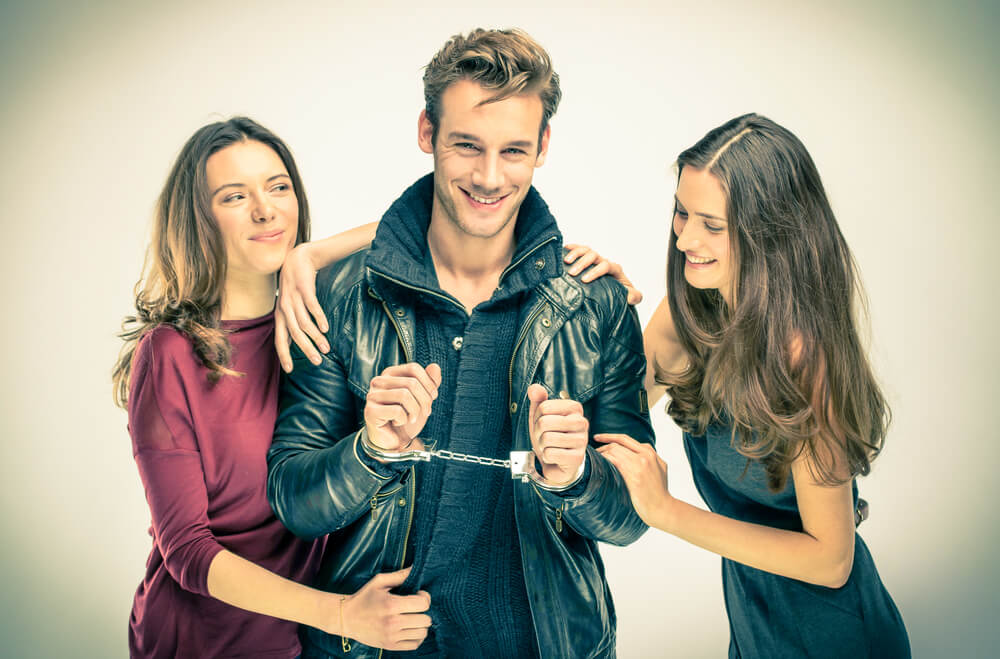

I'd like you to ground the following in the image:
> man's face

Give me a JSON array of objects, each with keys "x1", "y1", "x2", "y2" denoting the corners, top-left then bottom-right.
[{"x1": 418, "y1": 79, "x2": 549, "y2": 241}]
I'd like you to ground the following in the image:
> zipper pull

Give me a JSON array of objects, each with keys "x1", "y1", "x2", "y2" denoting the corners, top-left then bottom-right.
[
  {"x1": 370, "y1": 496, "x2": 378, "y2": 521},
  {"x1": 555, "y1": 503, "x2": 564, "y2": 533}
]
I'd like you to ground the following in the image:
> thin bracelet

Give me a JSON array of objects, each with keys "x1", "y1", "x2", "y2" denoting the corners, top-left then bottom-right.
[{"x1": 340, "y1": 595, "x2": 351, "y2": 652}]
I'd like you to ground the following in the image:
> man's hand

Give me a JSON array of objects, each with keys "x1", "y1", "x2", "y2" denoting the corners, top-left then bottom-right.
[
  {"x1": 340, "y1": 566, "x2": 432, "y2": 651},
  {"x1": 275, "y1": 242, "x2": 329, "y2": 373},
  {"x1": 527, "y1": 384, "x2": 589, "y2": 486},
  {"x1": 364, "y1": 363, "x2": 442, "y2": 452}
]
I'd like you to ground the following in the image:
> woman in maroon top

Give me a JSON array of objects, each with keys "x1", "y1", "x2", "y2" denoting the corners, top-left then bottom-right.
[{"x1": 112, "y1": 117, "x2": 432, "y2": 658}]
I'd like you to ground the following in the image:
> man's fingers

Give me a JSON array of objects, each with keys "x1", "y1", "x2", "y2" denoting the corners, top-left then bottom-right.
[
  {"x1": 626, "y1": 286, "x2": 643, "y2": 305},
  {"x1": 368, "y1": 375, "x2": 433, "y2": 421},
  {"x1": 380, "y1": 363, "x2": 440, "y2": 401},
  {"x1": 366, "y1": 389, "x2": 423, "y2": 425}
]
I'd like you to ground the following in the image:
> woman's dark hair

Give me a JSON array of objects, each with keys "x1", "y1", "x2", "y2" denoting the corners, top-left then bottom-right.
[
  {"x1": 112, "y1": 116, "x2": 310, "y2": 407},
  {"x1": 662, "y1": 113, "x2": 889, "y2": 490}
]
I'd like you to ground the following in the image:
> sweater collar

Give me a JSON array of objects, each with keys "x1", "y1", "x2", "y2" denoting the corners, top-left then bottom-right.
[{"x1": 365, "y1": 174, "x2": 564, "y2": 303}]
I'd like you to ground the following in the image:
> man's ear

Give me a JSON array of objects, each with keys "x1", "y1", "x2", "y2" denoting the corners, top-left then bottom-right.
[
  {"x1": 418, "y1": 110, "x2": 434, "y2": 154},
  {"x1": 535, "y1": 124, "x2": 551, "y2": 167}
]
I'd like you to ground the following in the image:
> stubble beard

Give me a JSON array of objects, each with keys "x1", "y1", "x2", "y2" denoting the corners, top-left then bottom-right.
[{"x1": 432, "y1": 175, "x2": 520, "y2": 241}]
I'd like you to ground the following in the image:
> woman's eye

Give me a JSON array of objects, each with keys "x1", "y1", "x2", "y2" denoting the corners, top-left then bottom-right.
[
  {"x1": 705, "y1": 223, "x2": 724, "y2": 233},
  {"x1": 223, "y1": 193, "x2": 245, "y2": 203},
  {"x1": 271, "y1": 183, "x2": 290, "y2": 193}
]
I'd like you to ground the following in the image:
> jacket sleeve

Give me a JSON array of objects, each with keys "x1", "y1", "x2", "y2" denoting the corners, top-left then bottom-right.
[
  {"x1": 266, "y1": 280, "x2": 402, "y2": 540},
  {"x1": 535, "y1": 289, "x2": 655, "y2": 546},
  {"x1": 128, "y1": 330, "x2": 225, "y2": 596}
]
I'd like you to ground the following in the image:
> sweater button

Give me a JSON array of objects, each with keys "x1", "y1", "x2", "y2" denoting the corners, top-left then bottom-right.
[
  {"x1": 452, "y1": 336, "x2": 463, "y2": 351},
  {"x1": 398, "y1": 498, "x2": 407, "y2": 507},
  {"x1": 510, "y1": 402, "x2": 518, "y2": 414},
  {"x1": 534, "y1": 258, "x2": 545, "y2": 270},
  {"x1": 395, "y1": 308, "x2": 405, "y2": 317},
  {"x1": 541, "y1": 317, "x2": 551, "y2": 328}
]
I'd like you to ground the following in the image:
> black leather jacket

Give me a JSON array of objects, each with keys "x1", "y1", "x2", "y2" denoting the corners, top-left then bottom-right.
[{"x1": 267, "y1": 179, "x2": 655, "y2": 658}]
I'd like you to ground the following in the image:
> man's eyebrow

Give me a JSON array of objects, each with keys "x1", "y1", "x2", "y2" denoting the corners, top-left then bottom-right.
[
  {"x1": 447, "y1": 132, "x2": 481, "y2": 142},
  {"x1": 674, "y1": 195, "x2": 727, "y2": 222},
  {"x1": 506, "y1": 140, "x2": 535, "y2": 149}
]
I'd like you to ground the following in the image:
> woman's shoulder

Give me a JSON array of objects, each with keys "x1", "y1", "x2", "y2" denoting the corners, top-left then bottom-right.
[{"x1": 132, "y1": 324, "x2": 201, "y2": 384}]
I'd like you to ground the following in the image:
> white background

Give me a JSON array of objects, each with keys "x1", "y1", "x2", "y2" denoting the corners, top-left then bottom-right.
[{"x1": 1, "y1": 0, "x2": 997, "y2": 656}]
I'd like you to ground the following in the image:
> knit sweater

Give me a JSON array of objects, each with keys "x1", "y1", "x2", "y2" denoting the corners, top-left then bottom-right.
[{"x1": 366, "y1": 175, "x2": 568, "y2": 656}]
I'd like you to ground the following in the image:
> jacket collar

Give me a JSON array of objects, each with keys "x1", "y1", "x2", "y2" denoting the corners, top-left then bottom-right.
[{"x1": 365, "y1": 173, "x2": 565, "y2": 304}]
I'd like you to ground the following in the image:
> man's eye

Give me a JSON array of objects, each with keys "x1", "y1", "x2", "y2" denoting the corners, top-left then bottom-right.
[
  {"x1": 504, "y1": 148, "x2": 526, "y2": 155},
  {"x1": 456, "y1": 143, "x2": 479, "y2": 151},
  {"x1": 674, "y1": 210, "x2": 688, "y2": 219}
]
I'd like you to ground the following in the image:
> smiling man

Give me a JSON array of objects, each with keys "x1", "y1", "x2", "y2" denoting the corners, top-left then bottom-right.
[{"x1": 266, "y1": 28, "x2": 654, "y2": 658}]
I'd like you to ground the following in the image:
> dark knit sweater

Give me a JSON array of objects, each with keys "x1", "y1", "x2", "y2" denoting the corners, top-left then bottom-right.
[{"x1": 367, "y1": 175, "x2": 565, "y2": 657}]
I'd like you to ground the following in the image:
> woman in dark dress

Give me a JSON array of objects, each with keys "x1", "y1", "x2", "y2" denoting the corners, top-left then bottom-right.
[
  {"x1": 597, "y1": 113, "x2": 910, "y2": 657},
  {"x1": 112, "y1": 117, "x2": 431, "y2": 658}
]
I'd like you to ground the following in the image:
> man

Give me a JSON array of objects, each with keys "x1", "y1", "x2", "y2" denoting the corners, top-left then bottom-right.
[{"x1": 267, "y1": 28, "x2": 654, "y2": 658}]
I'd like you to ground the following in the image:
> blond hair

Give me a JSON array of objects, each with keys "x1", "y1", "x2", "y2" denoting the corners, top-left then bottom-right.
[{"x1": 423, "y1": 28, "x2": 561, "y2": 147}]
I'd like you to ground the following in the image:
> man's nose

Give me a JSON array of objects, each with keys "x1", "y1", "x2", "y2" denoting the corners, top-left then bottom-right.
[{"x1": 471, "y1": 153, "x2": 502, "y2": 192}]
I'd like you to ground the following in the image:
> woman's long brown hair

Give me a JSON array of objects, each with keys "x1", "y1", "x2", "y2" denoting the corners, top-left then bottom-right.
[
  {"x1": 662, "y1": 113, "x2": 889, "y2": 491},
  {"x1": 112, "y1": 117, "x2": 310, "y2": 408}
]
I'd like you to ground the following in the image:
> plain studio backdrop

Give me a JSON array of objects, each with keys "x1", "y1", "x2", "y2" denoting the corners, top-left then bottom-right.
[{"x1": 1, "y1": 1, "x2": 996, "y2": 656}]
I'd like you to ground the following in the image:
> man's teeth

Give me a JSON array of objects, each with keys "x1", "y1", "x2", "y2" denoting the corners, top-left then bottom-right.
[
  {"x1": 470, "y1": 192, "x2": 501, "y2": 204},
  {"x1": 687, "y1": 255, "x2": 714, "y2": 264}
]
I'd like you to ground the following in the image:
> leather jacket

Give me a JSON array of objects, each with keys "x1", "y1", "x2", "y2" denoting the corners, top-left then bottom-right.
[{"x1": 267, "y1": 179, "x2": 655, "y2": 658}]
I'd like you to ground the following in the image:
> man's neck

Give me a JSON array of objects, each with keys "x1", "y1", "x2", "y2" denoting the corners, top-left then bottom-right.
[{"x1": 426, "y1": 208, "x2": 517, "y2": 314}]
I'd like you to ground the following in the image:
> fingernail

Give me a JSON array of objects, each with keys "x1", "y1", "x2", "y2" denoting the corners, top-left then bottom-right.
[{"x1": 320, "y1": 342, "x2": 330, "y2": 353}]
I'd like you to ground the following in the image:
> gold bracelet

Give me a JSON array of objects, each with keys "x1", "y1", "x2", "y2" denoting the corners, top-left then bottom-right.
[{"x1": 339, "y1": 595, "x2": 351, "y2": 652}]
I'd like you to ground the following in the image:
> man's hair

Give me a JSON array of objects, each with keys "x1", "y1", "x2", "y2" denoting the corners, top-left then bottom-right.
[{"x1": 423, "y1": 28, "x2": 562, "y2": 147}]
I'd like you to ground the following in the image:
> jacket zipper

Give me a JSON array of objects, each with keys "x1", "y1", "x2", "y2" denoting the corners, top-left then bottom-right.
[
  {"x1": 371, "y1": 269, "x2": 467, "y2": 314},
  {"x1": 373, "y1": 295, "x2": 419, "y2": 659},
  {"x1": 508, "y1": 303, "x2": 546, "y2": 414}
]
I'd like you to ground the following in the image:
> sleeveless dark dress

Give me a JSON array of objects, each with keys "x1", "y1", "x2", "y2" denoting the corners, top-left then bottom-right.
[{"x1": 683, "y1": 423, "x2": 910, "y2": 658}]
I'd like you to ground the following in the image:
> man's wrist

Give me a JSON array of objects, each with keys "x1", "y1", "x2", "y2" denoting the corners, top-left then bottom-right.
[{"x1": 537, "y1": 452, "x2": 588, "y2": 492}]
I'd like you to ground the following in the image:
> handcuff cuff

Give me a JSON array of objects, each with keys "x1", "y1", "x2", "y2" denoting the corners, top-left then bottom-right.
[{"x1": 359, "y1": 430, "x2": 586, "y2": 492}]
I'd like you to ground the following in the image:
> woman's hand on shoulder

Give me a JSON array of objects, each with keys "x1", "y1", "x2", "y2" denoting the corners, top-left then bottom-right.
[
  {"x1": 563, "y1": 244, "x2": 643, "y2": 305},
  {"x1": 276, "y1": 242, "x2": 329, "y2": 372}
]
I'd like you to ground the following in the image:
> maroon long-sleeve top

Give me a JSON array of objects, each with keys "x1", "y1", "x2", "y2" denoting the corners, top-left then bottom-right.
[{"x1": 127, "y1": 313, "x2": 324, "y2": 658}]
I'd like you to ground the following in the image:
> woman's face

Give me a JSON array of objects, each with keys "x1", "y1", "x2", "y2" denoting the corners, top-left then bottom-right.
[
  {"x1": 205, "y1": 140, "x2": 299, "y2": 280},
  {"x1": 673, "y1": 167, "x2": 733, "y2": 304}
]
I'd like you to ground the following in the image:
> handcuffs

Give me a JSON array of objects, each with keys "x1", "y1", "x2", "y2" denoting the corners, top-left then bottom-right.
[{"x1": 359, "y1": 430, "x2": 586, "y2": 492}]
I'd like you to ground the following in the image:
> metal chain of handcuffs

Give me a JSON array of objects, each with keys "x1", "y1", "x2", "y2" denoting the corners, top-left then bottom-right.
[{"x1": 360, "y1": 431, "x2": 584, "y2": 492}]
